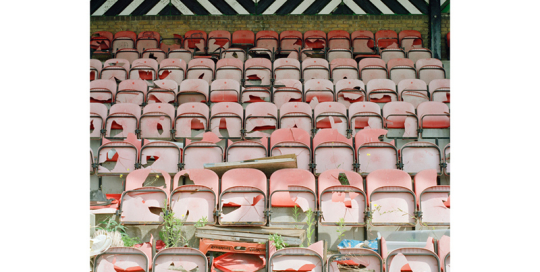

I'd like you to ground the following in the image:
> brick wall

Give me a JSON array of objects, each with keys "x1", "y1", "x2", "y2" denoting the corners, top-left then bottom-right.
[
  {"x1": 91, "y1": 14, "x2": 450, "y2": 59},
  {"x1": 441, "y1": 14, "x2": 450, "y2": 59}
]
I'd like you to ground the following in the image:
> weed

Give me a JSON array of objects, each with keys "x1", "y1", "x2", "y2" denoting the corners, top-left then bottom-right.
[
  {"x1": 292, "y1": 205, "x2": 301, "y2": 229},
  {"x1": 195, "y1": 216, "x2": 208, "y2": 228},
  {"x1": 268, "y1": 234, "x2": 288, "y2": 250},
  {"x1": 159, "y1": 200, "x2": 186, "y2": 248},
  {"x1": 336, "y1": 218, "x2": 346, "y2": 241},
  {"x1": 96, "y1": 216, "x2": 141, "y2": 247},
  {"x1": 304, "y1": 208, "x2": 316, "y2": 247}
]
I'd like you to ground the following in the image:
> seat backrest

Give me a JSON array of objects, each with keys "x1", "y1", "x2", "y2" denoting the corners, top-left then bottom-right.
[
  {"x1": 188, "y1": 59, "x2": 215, "y2": 71},
  {"x1": 398, "y1": 30, "x2": 423, "y2": 50},
  {"x1": 216, "y1": 58, "x2": 243, "y2": 70},
  {"x1": 269, "y1": 169, "x2": 316, "y2": 208},
  {"x1": 244, "y1": 58, "x2": 272, "y2": 70},
  {"x1": 232, "y1": 30, "x2": 255, "y2": 45},
  {"x1": 387, "y1": 58, "x2": 415, "y2": 71},
  {"x1": 314, "y1": 102, "x2": 347, "y2": 118},
  {"x1": 416, "y1": 101, "x2": 449, "y2": 128},
  {"x1": 366, "y1": 169, "x2": 411, "y2": 201},
  {"x1": 179, "y1": 79, "x2": 209, "y2": 97},
  {"x1": 330, "y1": 58, "x2": 358, "y2": 72},
  {"x1": 335, "y1": 79, "x2": 365, "y2": 93},
  {"x1": 221, "y1": 168, "x2": 266, "y2": 192},
  {"x1": 367, "y1": 78, "x2": 396, "y2": 94},
  {"x1": 359, "y1": 58, "x2": 386, "y2": 71},
  {"x1": 375, "y1": 30, "x2": 398, "y2": 49},
  {"x1": 245, "y1": 102, "x2": 278, "y2": 119},
  {"x1": 304, "y1": 78, "x2": 333, "y2": 92}
]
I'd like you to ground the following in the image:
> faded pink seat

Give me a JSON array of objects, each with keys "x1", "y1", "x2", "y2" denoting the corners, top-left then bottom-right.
[
  {"x1": 400, "y1": 141, "x2": 442, "y2": 175},
  {"x1": 256, "y1": 30, "x2": 279, "y2": 51},
  {"x1": 232, "y1": 30, "x2": 255, "y2": 48},
  {"x1": 187, "y1": 59, "x2": 214, "y2": 83},
  {"x1": 348, "y1": 102, "x2": 384, "y2": 135},
  {"x1": 101, "y1": 58, "x2": 130, "y2": 81},
  {"x1": 90, "y1": 79, "x2": 116, "y2": 104},
  {"x1": 328, "y1": 30, "x2": 351, "y2": 50},
  {"x1": 328, "y1": 47, "x2": 353, "y2": 62},
  {"x1": 116, "y1": 79, "x2": 147, "y2": 105},
  {"x1": 96, "y1": 133, "x2": 140, "y2": 175},
  {"x1": 140, "y1": 140, "x2": 182, "y2": 174},
  {"x1": 210, "y1": 102, "x2": 244, "y2": 138},
  {"x1": 438, "y1": 235, "x2": 450, "y2": 271},
  {"x1": 279, "y1": 102, "x2": 313, "y2": 136},
  {"x1": 245, "y1": 102, "x2": 278, "y2": 137},
  {"x1": 183, "y1": 132, "x2": 223, "y2": 169},
  {"x1": 139, "y1": 103, "x2": 175, "y2": 140},
  {"x1": 355, "y1": 129, "x2": 398, "y2": 174},
  {"x1": 178, "y1": 79, "x2": 209, "y2": 105},
  {"x1": 94, "y1": 247, "x2": 148, "y2": 272},
  {"x1": 399, "y1": 30, "x2": 432, "y2": 62},
  {"x1": 219, "y1": 168, "x2": 267, "y2": 226},
  {"x1": 351, "y1": 30, "x2": 377, "y2": 56},
  {"x1": 105, "y1": 103, "x2": 141, "y2": 139},
  {"x1": 302, "y1": 30, "x2": 327, "y2": 60},
  {"x1": 273, "y1": 79, "x2": 303, "y2": 108},
  {"x1": 168, "y1": 48, "x2": 193, "y2": 65},
  {"x1": 137, "y1": 31, "x2": 160, "y2": 53},
  {"x1": 328, "y1": 248, "x2": 383, "y2": 272},
  {"x1": 112, "y1": 31, "x2": 137, "y2": 54},
  {"x1": 398, "y1": 79, "x2": 429, "y2": 108},
  {"x1": 414, "y1": 169, "x2": 450, "y2": 226},
  {"x1": 171, "y1": 169, "x2": 219, "y2": 224},
  {"x1": 366, "y1": 169, "x2": 416, "y2": 227},
  {"x1": 215, "y1": 58, "x2": 243, "y2": 83},
  {"x1": 367, "y1": 78, "x2": 397, "y2": 103},
  {"x1": 416, "y1": 58, "x2": 446, "y2": 85},
  {"x1": 120, "y1": 168, "x2": 171, "y2": 224},
  {"x1": 210, "y1": 79, "x2": 240, "y2": 103},
  {"x1": 388, "y1": 58, "x2": 416, "y2": 85},
  {"x1": 174, "y1": 102, "x2": 209, "y2": 139},
  {"x1": 443, "y1": 143, "x2": 450, "y2": 176},
  {"x1": 429, "y1": 79, "x2": 450, "y2": 103},
  {"x1": 152, "y1": 248, "x2": 208, "y2": 272},
  {"x1": 270, "y1": 128, "x2": 312, "y2": 171},
  {"x1": 382, "y1": 101, "x2": 418, "y2": 138},
  {"x1": 269, "y1": 169, "x2": 316, "y2": 225},
  {"x1": 226, "y1": 137, "x2": 268, "y2": 162},
  {"x1": 184, "y1": 30, "x2": 207, "y2": 54},
  {"x1": 274, "y1": 58, "x2": 301, "y2": 81},
  {"x1": 220, "y1": 47, "x2": 246, "y2": 61},
  {"x1": 331, "y1": 58, "x2": 358, "y2": 81},
  {"x1": 147, "y1": 79, "x2": 178, "y2": 104},
  {"x1": 208, "y1": 30, "x2": 231, "y2": 54},
  {"x1": 244, "y1": 58, "x2": 272, "y2": 86},
  {"x1": 335, "y1": 79, "x2": 366, "y2": 108},
  {"x1": 141, "y1": 48, "x2": 166, "y2": 63},
  {"x1": 90, "y1": 103, "x2": 108, "y2": 139},
  {"x1": 376, "y1": 30, "x2": 405, "y2": 63},
  {"x1": 312, "y1": 129, "x2": 354, "y2": 174},
  {"x1": 304, "y1": 79, "x2": 334, "y2": 108},
  {"x1": 90, "y1": 59, "x2": 102, "y2": 80},
  {"x1": 359, "y1": 58, "x2": 387, "y2": 84},
  {"x1": 302, "y1": 58, "x2": 330, "y2": 80},
  {"x1": 417, "y1": 101, "x2": 450, "y2": 129},
  {"x1": 318, "y1": 169, "x2": 366, "y2": 225},
  {"x1": 158, "y1": 58, "x2": 186, "y2": 85},
  {"x1": 386, "y1": 247, "x2": 440, "y2": 272},
  {"x1": 279, "y1": 30, "x2": 303, "y2": 55},
  {"x1": 314, "y1": 102, "x2": 348, "y2": 137},
  {"x1": 269, "y1": 242, "x2": 325, "y2": 272},
  {"x1": 116, "y1": 48, "x2": 139, "y2": 64}
]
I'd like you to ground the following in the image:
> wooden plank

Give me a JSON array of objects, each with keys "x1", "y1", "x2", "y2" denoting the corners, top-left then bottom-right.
[
  {"x1": 195, "y1": 225, "x2": 306, "y2": 246},
  {"x1": 204, "y1": 154, "x2": 297, "y2": 177},
  {"x1": 197, "y1": 226, "x2": 305, "y2": 237},
  {"x1": 195, "y1": 232, "x2": 302, "y2": 246},
  {"x1": 196, "y1": 229, "x2": 302, "y2": 242}
]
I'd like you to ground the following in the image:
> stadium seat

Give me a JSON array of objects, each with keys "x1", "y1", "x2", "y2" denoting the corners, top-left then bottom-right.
[
  {"x1": 226, "y1": 136, "x2": 268, "y2": 162},
  {"x1": 255, "y1": 30, "x2": 279, "y2": 52},
  {"x1": 399, "y1": 30, "x2": 432, "y2": 63},
  {"x1": 115, "y1": 48, "x2": 139, "y2": 64},
  {"x1": 210, "y1": 79, "x2": 241, "y2": 103},
  {"x1": 312, "y1": 129, "x2": 354, "y2": 174},
  {"x1": 302, "y1": 30, "x2": 327, "y2": 60},
  {"x1": 160, "y1": 34, "x2": 182, "y2": 53},
  {"x1": 273, "y1": 58, "x2": 301, "y2": 81},
  {"x1": 90, "y1": 103, "x2": 108, "y2": 139},
  {"x1": 429, "y1": 79, "x2": 450, "y2": 103},
  {"x1": 398, "y1": 79, "x2": 429, "y2": 108},
  {"x1": 414, "y1": 169, "x2": 450, "y2": 227},
  {"x1": 112, "y1": 31, "x2": 137, "y2": 54},
  {"x1": 170, "y1": 169, "x2": 219, "y2": 225},
  {"x1": 241, "y1": 85, "x2": 272, "y2": 104},
  {"x1": 416, "y1": 58, "x2": 446, "y2": 85},
  {"x1": 141, "y1": 48, "x2": 166, "y2": 63},
  {"x1": 90, "y1": 31, "x2": 113, "y2": 57},
  {"x1": 355, "y1": 129, "x2": 399, "y2": 174},
  {"x1": 330, "y1": 58, "x2": 358, "y2": 81},
  {"x1": 136, "y1": 31, "x2": 160, "y2": 54},
  {"x1": 232, "y1": 30, "x2": 255, "y2": 49},
  {"x1": 167, "y1": 46, "x2": 193, "y2": 65},
  {"x1": 273, "y1": 79, "x2": 303, "y2": 108},
  {"x1": 184, "y1": 30, "x2": 207, "y2": 55},
  {"x1": 335, "y1": 79, "x2": 366, "y2": 108},
  {"x1": 245, "y1": 102, "x2": 278, "y2": 137},
  {"x1": 178, "y1": 79, "x2": 209, "y2": 105},
  {"x1": 269, "y1": 241, "x2": 324, "y2": 272},
  {"x1": 328, "y1": 30, "x2": 351, "y2": 50},
  {"x1": 270, "y1": 128, "x2": 312, "y2": 171},
  {"x1": 318, "y1": 169, "x2": 366, "y2": 226},
  {"x1": 101, "y1": 58, "x2": 130, "y2": 81},
  {"x1": 366, "y1": 169, "x2": 416, "y2": 227},
  {"x1": 375, "y1": 30, "x2": 405, "y2": 63},
  {"x1": 129, "y1": 58, "x2": 158, "y2": 81},
  {"x1": 438, "y1": 235, "x2": 450, "y2": 271},
  {"x1": 351, "y1": 30, "x2": 378, "y2": 58},
  {"x1": 443, "y1": 143, "x2": 450, "y2": 176},
  {"x1": 348, "y1": 102, "x2": 384, "y2": 135},
  {"x1": 208, "y1": 30, "x2": 231, "y2": 55},
  {"x1": 218, "y1": 168, "x2": 267, "y2": 226},
  {"x1": 105, "y1": 104, "x2": 141, "y2": 139},
  {"x1": 359, "y1": 58, "x2": 387, "y2": 84},
  {"x1": 328, "y1": 47, "x2": 353, "y2": 62},
  {"x1": 158, "y1": 58, "x2": 186, "y2": 85},
  {"x1": 183, "y1": 132, "x2": 223, "y2": 169},
  {"x1": 382, "y1": 101, "x2": 419, "y2": 138},
  {"x1": 119, "y1": 168, "x2": 170, "y2": 224},
  {"x1": 328, "y1": 248, "x2": 383, "y2": 272},
  {"x1": 388, "y1": 58, "x2": 416, "y2": 85},
  {"x1": 152, "y1": 248, "x2": 208, "y2": 272},
  {"x1": 400, "y1": 141, "x2": 442, "y2": 175},
  {"x1": 174, "y1": 102, "x2": 209, "y2": 139},
  {"x1": 220, "y1": 47, "x2": 246, "y2": 61},
  {"x1": 139, "y1": 103, "x2": 175, "y2": 140},
  {"x1": 187, "y1": 59, "x2": 215, "y2": 83},
  {"x1": 90, "y1": 79, "x2": 116, "y2": 104},
  {"x1": 90, "y1": 59, "x2": 102, "y2": 81},
  {"x1": 215, "y1": 58, "x2": 243, "y2": 83},
  {"x1": 140, "y1": 140, "x2": 182, "y2": 174},
  {"x1": 304, "y1": 79, "x2": 334, "y2": 108},
  {"x1": 147, "y1": 79, "x2": 178, "y2": 105},
  {"x1": 279, "y1": 102, "x2": 313, "y2": 136},
  {"x1": 417, "y1": 101, "x2": 450, "y2": 139},
  {"x1": 96, "y1": 133, "x2": 140, "y2": 175},
  {"x1": 210, "y1": 102, "x2": 243, "y2": 138},
  {"x1": 367, "y1": 78, "x2": 398, "y2": 103},
  {"x1": 93, "y1": 247, "x2": 148, "y2": 272},
  {"x1": 269, "y1": 169, "x2": 317, "y2": 226},
  {"x1": 279, "y1": 30, "x2": 303, "y2": 55},
  {"x1": 244, "y1": 58, "x2": 272, "y2": 86},
  {"x1": 386, "y1": 247, "x2": 441, "y2": 272},
  {"x1": 116, "y1": 79, "x2": 147, "y2": 106},
  {"x1": 314, "y1": 102, "x2": 348, "y2": 137},
  {"x1": 302, "y1": 58, "x2": 330, "y2": 80}
]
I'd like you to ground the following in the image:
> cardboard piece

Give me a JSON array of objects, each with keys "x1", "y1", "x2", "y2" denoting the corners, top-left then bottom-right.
[{"x1": 204, "y1": 154, "x2": 297, "y2": 177}]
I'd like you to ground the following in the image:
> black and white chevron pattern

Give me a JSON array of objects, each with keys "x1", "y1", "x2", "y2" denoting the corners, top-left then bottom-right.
[{"x1": 91, "y1": 0, "x2": 448, "y2": 16}]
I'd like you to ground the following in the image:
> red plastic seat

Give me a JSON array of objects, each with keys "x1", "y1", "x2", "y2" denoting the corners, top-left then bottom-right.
[
  {"x1": 443, "y1": 143, "x2": 450, "y2": 176},
  {"x1": 279, "y1": 102, "x2": 313, "y2": 136},
  {"x1": 244, "y1": 58, "x2": 272, "y2": 86},
  {"x1": 141, "y1": 48, "x2": 166, "y2": 63},
  {"x1": 90, "y1": 103, "x2": 108, "y2": 139},
  {"x1": 210, "y1": 79, "x2": 240, "y2": 103},
  {"x1": 105, "y1": 104, "x2": 141, "y2": 139},
  {"x1": 416, "y1": 59, "x2": 446, "y2": 85},
  {"x1": 139, "y1": 103, "x2": 175, "y2": 140},
  {"x1": 147, "y1": 79, "x2": 178, "y2": 105},
  {"x1": 304, "y1": 79, "x2": 334, "y2": 108},
  {"x1": 335, "y1": 79, "x2": 366, "y2": 108},
  {"x1": 140, "y1": 140, "x2": 182, "y2": 174},
  {"x1": 174, "y1": 102, "x2": 209, "y2": 139},
  {"x1": 302, "y1": 58, "x2": 330, "y2": 80},
  {"x1": 115, "y1": 48, "x2": 139, "y2": 64},
  {"x1": 178, "y1": 79, "x2": 209, "y2": 105},
  {"x1": 94, "y1": 247, "x2": 148, "y2": 272},
  {"x1": 366, "y1": 78, "x2": 397, "y2": 103},
  {"x1": 210, "y1": 102, "x2": 244, "y2": 138},
  {"x1": 226, "y1": 137, "x2": 268, "y2": 162},
  {"x1": 208, "y1": 30, "x2": 231, "y2": 55},
  {"x1": 232, "y1": 30, "x2": 255, "y2": 48},
  {"x1": 359, "y1": 58, "x2": 387, "y2": 84},
  {"x1": 137, "y1": 31, "x2": 161, "y2": 53},
  {"x1": 101, "y1": 58, "x2": 130, "y2": 81},
  {"x1": 386, "y1": 247, "x2": 441, "y2": 272},
  {"x1": 399, "y1": 30, "x2": 432, "y2": 63},
  {"x1": 304, "y1": 30, "x2": 327, "y2": 49},
  {"x1": 270, "y1": 128, "x2": 312, "y2": 171},
  {"x1": 375, "y1": 30, "x2": 405, "y2": 63},
  {"x1": 220, "y1": 48, "x2": 246, "y2": 61},
  {"x1": 215, "y1": 58, "x2": 243, "y2": 83},
  {"x1": 388, "y1": 58, "x2": 416, "y2": 85},
  {"x1": 279, "y1": 30, "x2": 303, "y2": 55},
  {"x1": 314, "y1": 102, "x2": 348, "y2": 137},
  {"x1": 91, "y1": 31, "x2": 113, "y2": 56},
  {"x1": 269, "y1": 169, "x2": 316, "y2": 226},
  {"x1": 400, "y1": 141, "x2": 442, "y2": 175},
  {"x1": 348, "y1": 102, "x2": 384, "y2": 135},
  {"x1": 382, "y1": 101, "x2": 418, "y2": 138},
  {"x1": 273, "y1": 58, "x2": 301, "y2": 81},
  {"x1": 255, "y1": 30, "x2": 279, "y2": 51},
  {"x1": 129, "y1": 58, "x2": 158, "y2": 81},
  {"x1": 90, "y1": 59, "x2": 102, "y2": 81},
  {"x1": 96, "y1": 133, "x2": 141, "y2": 175},
  {"x1": 417, "y1": 101, "x2": 450, "y2": 138},
  {"x1": 90, "y1": 79, "x2": 116, "y2": 104},
  {"x1": 330, "y1": 58, "x2": 358, "y2": 81},
  {"x1": 116, "y1": 79, "x2": 147, "y2": 106},
  {"x1": 187, "y1": 59, "x2": 215, "y2": 83},
  {"x1": 328, "y1": 30, "x2": 351, "y2": 50},
  {"x1": 167, "y1": 43, "x2": 193, "y2": 65},
  {"x1": 183, "y1": 132, "x2": 223, "y2": 169},
  {"x1": 112, "y1": 31, "x2": 136, "y2": 54},
  {"x1": 355, "y1": 129, "x2": 398, "y2": 174},
  {"x1": 273, "y1": 79, "x2": 303, "y2": 109},
  {"x1": 351, "y1": 30, "x2": 377, "y2": 57},
  {"x1": 429, "y1": 79, "x2": 450, "y2": 103},
  {"x1": 312, "y1": 129, "x2": 354, "y2": 174},
  {"x1": 414, "y1": 169, "x2": 450, "y2": 226},
  {"x1": 397, "y1": 79, "x2": 429, "y2": 108},
  {"x1": 184, "y1": 30, "x2": 207, "y2": 55},
  {"x1": 245, "y1": 102, "x2": 278, "y2": 137},
  {"x1": 328, "y1": 248, "x2": 383, "y2": 272}
]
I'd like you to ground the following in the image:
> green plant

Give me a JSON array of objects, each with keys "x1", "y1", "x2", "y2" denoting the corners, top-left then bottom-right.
[
  {"x1": 304, "y1": 208, "x2": 316, "y2": 247},
  {"x1": 336, "y1": 218, "x2": 346, "y2": 241},
  {"x1": 159, "y1": 201, "x2": 186, "y2": 248},
  {"x1": 96, "y1": 216, "x2": 141, "y2": 247},
  {"x1": 195, "y1": 216, "x2": 208, "y2": 228},
  {"x1": 292, "y1": 205, "x2": 301, "y2": 229},
  {"x1": 268, "y1": 234, "x2": 288, "y2": 250}
]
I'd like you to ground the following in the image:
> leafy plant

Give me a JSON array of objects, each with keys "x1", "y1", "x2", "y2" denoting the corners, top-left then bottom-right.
[
  {"x1": 159, "y1": 201, "x2": 186, "y2": 248},
  {"x1": 336, "y1": 218, "x2": 346, "y2": 241},
  {"x1": 195, "y1": 216, "x2": 208, "y2": 228},
  {"x1": 292, "y1": 205, "x2": 301, "y2": 229},
  {"x1": 96, "y1": 216, "x2": 141, "y2": 247},
  {"x1": 304, "y1": 208, "x2": 316, "y2": 247},
  {"x1": 268, "y1": 234, "x2": 288, "y2": 250}
]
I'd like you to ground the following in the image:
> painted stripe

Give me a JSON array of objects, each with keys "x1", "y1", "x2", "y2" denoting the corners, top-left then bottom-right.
[
  {"x1": 104, "y1": 0, "x2": 134, "y2": 16},
  {"x1": 224, "y1": 0, "x2": 250, "y2": 14},
  {"x1": 353, "y1": 0, "x2": 381, "y2": 14},
  {"x1": 276, "y1": 0, "x2": 303, "y2": 15},
  {"x1": 197, "y1": 0, "x2": 223, "y2": 14},
  {"x1": 146, "y1": 0, "x2": 169, "y2": 15},
  {"x1": 132, "y1": 0, "x2": 160, "y2": 15},
  {"x1": 332, "y1": 3, "x2": 354, "y2": 14},
  {"x1": 396, "y1": 0, "x2": 421, "y2": 14},
  {"x1": 319, "y1": 0, "x2": 342, "y2": 14},
  {"x1": 179, "y1": 0, "x2": 209, "y2": 15},
  {"x1": 382, "y1": 0, "x2": 408, "y2": 14},
  {"x1": 408, "y1": 0, "x2": 428, "y2": 14},
  {"x1": 91, "y1": 0, "x2": 108, "y2": 14},
  {"x1": 291, "y1": 0, "x2": 315, "y2": 14},
  {"x1": 424, "y1": 0, "x2": 447, "y2": 6},
  {"x1": 256, "y1": 0, "x2": 277, "y2": 13},
  {"x1": 208, "y1": 0, "x2": 237, "y2": 15},
  {"x1": 370, "y1": 0, "x2": 394, "y2": 14},
  {"x1": 119, "y1": 0, "x2": 145, "y2": 15},
  {"x1": 304, "y1": 0, "x2": 331, "y2": 14},
  {"x1": 92, "y1": 0, "x2": 118, "y2": 16},
  {"x1": 344, "y1": 0, "x2": 366, "y2": 14},
  {"x1": 171, "y1": 0, "x2": 194, "y2": 14},
  {"x1": 236, "y1": 0, "x2": 256, "y2": 14},
  {"x1": 263, "y1": 0, "x2": 287, "y2": 14}
]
